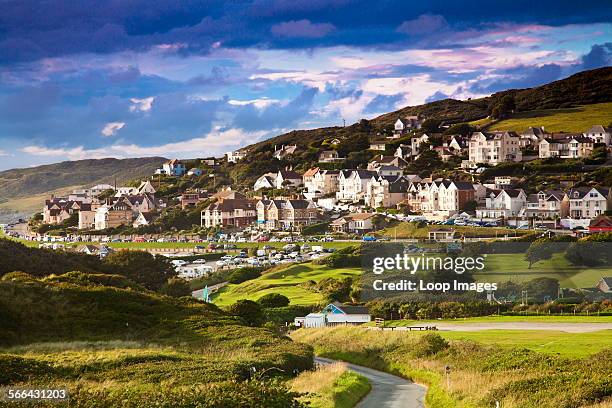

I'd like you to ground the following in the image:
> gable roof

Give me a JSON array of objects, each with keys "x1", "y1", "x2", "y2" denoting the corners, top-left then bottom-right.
[{"x1": 328, "y1": 301, "x2": 369, "y2": 315}]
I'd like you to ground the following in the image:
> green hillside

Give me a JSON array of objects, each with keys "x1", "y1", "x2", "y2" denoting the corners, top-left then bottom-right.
[
  {"x1": 473, "y1": 102, "x2": 612, "y2": 132},
  {"x1": 0, "y1": 272, "x2": 312, "y2": 406},
  {"x1": 0, "y1": 157, "x2": 167, "y2": 221},
  {"x1": 213, "y1": 262, "x2": 361, "y2": 307}
]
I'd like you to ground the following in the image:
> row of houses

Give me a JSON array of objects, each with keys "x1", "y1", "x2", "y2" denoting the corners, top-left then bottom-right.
[{"x1": 42, "y1": 181, "x2": 162, "y2": 230}]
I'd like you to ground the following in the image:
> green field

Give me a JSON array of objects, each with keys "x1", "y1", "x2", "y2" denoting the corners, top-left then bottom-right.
[
  {"x1": 377, "y1": 222, "x2": 529, "y2": 239},
  {"x1": 475, "y1": 252, "x2": 610, "y2": 288},
  {"x1": 213, "y1": 262, "x2": 361, "y2": 306},
  {"x1": 471, "y1": 102, "x2": 612, "y2": 133}
]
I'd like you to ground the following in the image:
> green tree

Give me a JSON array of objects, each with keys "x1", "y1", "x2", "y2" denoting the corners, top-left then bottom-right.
[
  {"x1": 257, "y1": 293, "x2": 290, "y2": 308},
  {"x1": 444, "y1": 123, "x2": 474, "y2": 136},
  {"x1": 522, "y1": 277, "x2": 559, "y2": 301},
  {"x1": 412, "y1": 143, "x2": 442, "y2": 171},
  {"x1": 105, "y1": 251, "x2": 175, "y2": 290},
  {"x1": 227, "y1": 300, "x2": 265, "y2": 327},
  {"x1": 524, "y1": 240, "x2": 555, "y2": 268},
  {"x1": 228, "y1": 267, "x2": 262, "y2": 284},
  {"x1": 420, "y1": 119, "x2": 441, "y2": 133}
]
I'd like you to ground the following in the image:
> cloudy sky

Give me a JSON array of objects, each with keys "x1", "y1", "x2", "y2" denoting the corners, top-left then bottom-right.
[{"x1": 0, "y1": 0, "x2": 611, "y2": 170}]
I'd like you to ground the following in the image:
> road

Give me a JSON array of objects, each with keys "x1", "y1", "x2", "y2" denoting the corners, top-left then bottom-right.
[{"x1": 314, "y1": 356, "x2": 426, "y2": 408}]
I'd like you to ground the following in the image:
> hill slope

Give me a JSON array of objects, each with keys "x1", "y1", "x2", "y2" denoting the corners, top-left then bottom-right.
[{"x1": 0, "y1": 156, "x2": 166, "y2": 221}]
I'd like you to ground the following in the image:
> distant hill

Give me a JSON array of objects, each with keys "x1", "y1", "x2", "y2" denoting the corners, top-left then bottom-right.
[{"x1": 0, "y1": 157, "x2": 166, "y2": 221}]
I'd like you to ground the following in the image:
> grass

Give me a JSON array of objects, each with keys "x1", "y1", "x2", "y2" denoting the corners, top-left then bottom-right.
[
  {"x1": 292, "y1": 326, "x2": 612, "y2": 408},
  {"x1": 291, "y1": 362, "x2": 370, "y2": 408},
  {"x1": 475, "y1": 252, "x2": 611, "y2": 288},
  {"x1": 0, "y1": 272, "x2": 314, "y2": 406},
  {"x1": 377, "y1": 222, "x2": 529, "y2": 239},
  {"x1": 213, "y1": 262, "x2": 361, "y2": 306},
  {"x1": 377, "y1": 315, "x2": 612, "y2": 326},
  {"x1": 472, "y1": 102, "x2": 612, "y2": 133}
]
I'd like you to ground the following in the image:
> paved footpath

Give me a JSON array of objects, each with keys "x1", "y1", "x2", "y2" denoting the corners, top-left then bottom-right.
[{"x1": 314, "y1": 356, "x2": 426, "y2": 408}]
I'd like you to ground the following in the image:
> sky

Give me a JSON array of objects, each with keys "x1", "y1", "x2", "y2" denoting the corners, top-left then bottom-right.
[{"x1": 0, "y1": 0, "x2": 611, "y2": 170}]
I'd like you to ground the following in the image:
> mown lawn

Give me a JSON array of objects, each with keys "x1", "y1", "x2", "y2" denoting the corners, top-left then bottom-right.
[
  {"x1": 472, "y1": 102, "x2": 612, "y2": 133},
  {"x1": 440, "y1": 329, "x2": 612, "y2": 358},
  {"x1": 377, "y1": 222, "x2": 529, "y2": 239},
  {"x1": 475, "y1": 252, "x2": 611, "y2": 288},
  {"x1": 377, "y1": 315, "x2": 612, "y2": 326},
  {"x1": 213, "y1": 262, "x2": 361, "y2": 306}
]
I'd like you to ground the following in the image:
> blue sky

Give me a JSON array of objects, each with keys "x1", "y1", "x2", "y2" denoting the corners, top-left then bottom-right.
[{"x1": 0, "y1": 0, "x2": 610, "y2": 170}]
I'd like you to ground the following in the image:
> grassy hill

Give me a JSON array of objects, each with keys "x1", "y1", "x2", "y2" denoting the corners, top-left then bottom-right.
[
  {"x1": 0, "y1": 157, "x2": 167, "y2": 221},
  {"x1": 471, "y1": 102, "x2": 612, "y2": 132},
  {"x1": 0, "y1": 271, "x2": 313, "y2": 406},
  {"x1": 213, "y1": 262, "x2": 361, "y2": 307}
]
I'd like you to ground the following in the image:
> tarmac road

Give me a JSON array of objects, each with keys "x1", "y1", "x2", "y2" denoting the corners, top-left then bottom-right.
[{"x1": 314, "y1": 356, "x2": 426, "y2": 408}]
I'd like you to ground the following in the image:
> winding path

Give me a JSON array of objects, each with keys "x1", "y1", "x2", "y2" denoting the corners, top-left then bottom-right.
[{"x1": 314, "y1": 356, "x2": 426, "y2": 408}]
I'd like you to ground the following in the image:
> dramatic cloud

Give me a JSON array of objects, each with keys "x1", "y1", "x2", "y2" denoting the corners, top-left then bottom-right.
[
  {"x1": 0, "y1": 1, "x2": 610, "y2": 169},
  {"x1": 581, "y1": 42, "x2": 612, "y2": 69},
  {"x1": 271, "y1": 20, "x2": 336, "y2": 38}
]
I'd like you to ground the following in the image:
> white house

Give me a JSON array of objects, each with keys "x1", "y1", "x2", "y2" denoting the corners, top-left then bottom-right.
[
  {"x1": 476, "y1": 189, "x2": 527, "y2": 219},
  {"x1": 561, "y1": 187, "x2": 611, "y2": 219},
  {"x1": 275, "y1": 170, "x2": 303, "y2": 189},
  {"x1": 369, "y1": 140, "x2": 387, "y2": 151},
  {"x1": 226, "y1": 150, "x2": 247, "y2": 163},
  {"x1": 410, "y1": 133, "x2": 433, "y2": 157},
  {"x1": 336, "y1": 170, "x2": 377, "y2": 202},
  {"x1": 539, "y1": 135, "x2": 594, "y2": 159},
  {"x1": 330, "y1": 213, "x2": 376, "y2": 233},
  {"x1": 156, "y1": 159, "x2": 186, "y2": 176},
  {"x1": 295, "y1": 302, "x2": 371, "y2": 328},
  {"x1": 392, "y1": 116, "x2": 420, "y2": 137},
  {"x1": 254, "y1": 173, "x2": 277, "y2": 190},
  {"x1": 466, "y1": 131, "x2": 522, "y2": 166},
  {"x1": 584, "y1": 125, "x2": 611, "y2": 145},
  {"x1": 187, "y1": 168, "x2": 203, "y2": 176}
]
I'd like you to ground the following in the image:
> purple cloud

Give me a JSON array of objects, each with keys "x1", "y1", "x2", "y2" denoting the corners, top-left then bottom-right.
[
  {"x1": 397, "y1": 14, "x2": 448, "y2": 35},
  {"x1": 271, "y1": 19, "x2": 335, "y2": 38},
  {"x1": 581, "y1": 42, "x2": 612, "y2": 70}
]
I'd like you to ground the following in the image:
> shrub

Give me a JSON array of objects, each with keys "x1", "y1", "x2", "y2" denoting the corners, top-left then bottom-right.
[
  {"x1": 257, "y1": 293, "x2": 290, "y2": 308},
  {"x1": 412, "y1": 333, "x2": 449, "y2": 357},
  {"x1": 227, "y1": 300, "x2": 265, "y2": 327},
  {"x1": 228, "y1": 267, "x2": 263, "y2": 284},
  {"x1": 105, "y1": 251, "x2": 175, "y2": 290}
]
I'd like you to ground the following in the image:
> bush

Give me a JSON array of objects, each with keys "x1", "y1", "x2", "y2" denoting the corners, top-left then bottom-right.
[
  {"x1": 228, "y1": 267, "x2": 264, "y2": 284},
  {"x1": 257, "y1": 293, "x2": 290, "y2": 308},
  {"x1": 412, "y1": 333, "x2": 449, "y2": 357},
  {"x1": 227, "y1": 300, "x2": 265, "y2": 327},
  {"x1": 104, "y1": 251, "x2": 175, "y2": 290}
]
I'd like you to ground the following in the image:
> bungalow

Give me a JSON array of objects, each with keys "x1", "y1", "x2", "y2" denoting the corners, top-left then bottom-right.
[
  {"x1": 187, "y1": 168, "x2": 203, "y2": 176},
  {"x1": 331, "y1": 212, "x2": 375, "y2": 233},
  {"x1": 428, "y1": 229, "x2": 456, "y2": 241},
  {"x1": 295, "y1": 302, "x2": 371, "y2": 328},
  {"x1": 369, "y1": 140, "x2": 387, "y2": 151},
  {"x1": 319, "y1": 150, "x2": 345, "y2": 163}
]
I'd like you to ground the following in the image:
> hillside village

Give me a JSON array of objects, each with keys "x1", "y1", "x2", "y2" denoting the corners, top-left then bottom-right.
[{"x1": 29, "y1": 120, "x2": 612, "y2": 240}]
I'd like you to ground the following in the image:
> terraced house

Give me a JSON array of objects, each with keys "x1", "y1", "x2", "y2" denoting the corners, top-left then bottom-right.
[
  {"x1": 539, "y1": 134, "x2": 594, "y2": 159},
  {"x1": 201, "y1": 199, "x2": 257, "y2": 228},
  {"x1": 256, "y1": 199, "x2": 318, "y2": 231}
]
